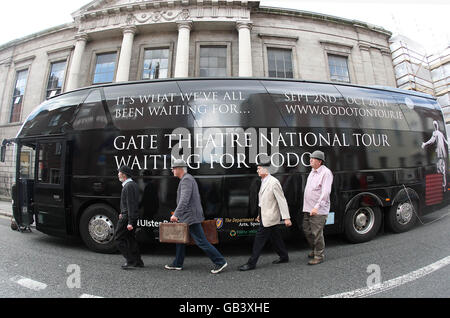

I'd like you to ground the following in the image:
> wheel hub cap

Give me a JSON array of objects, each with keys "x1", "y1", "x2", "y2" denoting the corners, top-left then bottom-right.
[
  {"x1": 88, "y1": 215, "x2": 114, "y2": 244},
  {"x1": 353, "y1": 207, "x2": 375, "y2": 235},
  {"x1": 396, "y1": 203, "x2": 413, "y2": 225}
]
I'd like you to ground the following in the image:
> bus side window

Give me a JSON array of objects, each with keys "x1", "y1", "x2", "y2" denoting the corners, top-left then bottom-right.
[
  {"x1": 19, "y1": 145, "x2": 36, "y2": 180},
  {"x1": 73, "y1": 90, "x2": 107, "y2": 130},
  {"x1": 37, "y1": 142, "x2": 62, "y2": 185}
]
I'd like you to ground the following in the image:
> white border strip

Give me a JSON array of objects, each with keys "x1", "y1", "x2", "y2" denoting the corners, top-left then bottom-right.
[
  {"x1": 10, "y1": 276, "x2": 47, "y2": 291},
  {"x1": 80, "y1": 294, "x2": 103, "y2": 298},
  {"x1": 324, "y1": 255, "x2": 450, "y2": 298}
]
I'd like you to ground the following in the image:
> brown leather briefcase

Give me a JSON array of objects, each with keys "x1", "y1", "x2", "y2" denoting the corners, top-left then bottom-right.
[
  {"x1": 188, "y1": 220, "x2": 219, "y2": 245},
  {"x1": 159, "y1": 222, "x2": 190, "y2": 244}
]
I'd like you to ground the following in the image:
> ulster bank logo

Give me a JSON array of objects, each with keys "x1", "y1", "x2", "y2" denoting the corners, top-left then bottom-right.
[{"x1": 215, "y1": 218, "x2": 224, "y2": 229}]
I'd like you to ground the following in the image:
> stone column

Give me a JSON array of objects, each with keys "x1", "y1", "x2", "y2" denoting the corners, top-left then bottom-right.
[
  {"x1": 66, "y1": 33, "x2": 88, "y2": 92},
  {"x1": 359, "y1": 43, "x2": 376, "y2": 85},
  {"x1": 116, "y1": 26, "x2": 137, "y2": 82},
  {"x1": 174, "y1": 21, "x2": 192, "y2": 78},
  {"x1": 236, "y1": 21, "x2": 253, "y2": 77},
  {"x1": 381, "y1": 49, "x2": 397, "y2": 87}
]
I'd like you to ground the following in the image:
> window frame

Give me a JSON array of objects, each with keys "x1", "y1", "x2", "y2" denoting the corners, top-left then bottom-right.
[
  {"x1": 320, "y1": 40, "x2": 354, "y2": 84},
  {"x1": 195, "y1": 42, "x2": 232, "y2": 77},
  {"x1": 9, "y1": 68, "x2": 30, "y2": 123},
  {"x1": 259, "y1": 33, "x2": 299, "y2": 79},
  {"x1": 327, "y1": 54, "x2": 351, "y2": 83},
  {"x1": 137, "y1": 43, "x2": 174, "y2": 80},
  {"x1": 266, "y1": 47, "x2": 295, "y2": 79},
  {"x1": 90, "y1": 50, "x2": 119, "y2": 85},
  {"x1": 44, "y1": 60, "x2": 68, "y2": 100}
]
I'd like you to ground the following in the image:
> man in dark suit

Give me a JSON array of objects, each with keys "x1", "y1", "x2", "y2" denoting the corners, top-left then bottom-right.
[
  {"x1": 165, "y1": 159, "x2": 227, "y2": 274},
  {"x1": 115, "y1": 165, "x2": 144, "y2": 269}
]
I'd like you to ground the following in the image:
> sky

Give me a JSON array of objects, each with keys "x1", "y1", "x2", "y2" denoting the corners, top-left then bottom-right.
[{"x1": 0, "y1": 0, "x2": 448, "y2": 54}]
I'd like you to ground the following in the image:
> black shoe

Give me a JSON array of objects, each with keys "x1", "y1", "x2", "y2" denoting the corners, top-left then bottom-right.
[
  {"x1": 121, "y1": 262, "x2": 137, "y2": 269},
  {"x1": 134, "y1": 260, "x2": 145, "y2": 268},
  {"x1": 239, "y1": 264, "x2": 256, "y2": 271},
  {"x1": 272, "y1": 258, "x2": 289, "y2": 264}
]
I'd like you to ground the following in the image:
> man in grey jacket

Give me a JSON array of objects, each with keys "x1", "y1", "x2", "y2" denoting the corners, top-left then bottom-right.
[{"x1": 165, "y1": 159, "x2": 227, "y2": 274}]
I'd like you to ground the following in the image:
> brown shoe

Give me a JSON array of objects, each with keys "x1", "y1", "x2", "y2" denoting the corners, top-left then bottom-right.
[{"x1": 308, "y1": 257, "x2": 324, "y2": 265}]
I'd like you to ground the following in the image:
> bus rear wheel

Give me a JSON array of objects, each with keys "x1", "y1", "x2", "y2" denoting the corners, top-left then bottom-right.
[
  {"x1": 344, "y1": 206, "x2": 381, "y2": 243},
  {"x1": 79, "y1": 204, "x2": 118, "y2": 254},
  {"x1": 386, "y1": 200, "x2": 418, "y2": 233}
]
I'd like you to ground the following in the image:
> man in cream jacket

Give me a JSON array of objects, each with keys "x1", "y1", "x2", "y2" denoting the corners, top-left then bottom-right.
[{"x1": 239, "y1": 159, "x2": 292, "y2": 271}]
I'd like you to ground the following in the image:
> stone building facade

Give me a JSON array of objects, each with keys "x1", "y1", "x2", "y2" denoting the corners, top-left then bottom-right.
[{"x1": 0, "y1": 0, "x2": 396, "y2": 199}]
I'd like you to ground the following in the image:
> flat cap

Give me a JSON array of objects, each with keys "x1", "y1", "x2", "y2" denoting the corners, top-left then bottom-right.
[{"x1": 171, "y1": 159, "x2": 188, "y2": 168}]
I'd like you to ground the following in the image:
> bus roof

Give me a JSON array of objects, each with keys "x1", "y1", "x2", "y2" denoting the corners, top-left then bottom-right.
[{"x1": 51, "y1": 77, "x2": 436, "y2": 101}]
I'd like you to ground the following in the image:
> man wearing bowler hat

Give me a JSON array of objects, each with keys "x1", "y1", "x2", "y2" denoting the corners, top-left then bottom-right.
[
  {"x1": 239, "y1": 158, "x2": 292, "y2": 271},
  {"x1": 165, "y1": 159, "x2": 227, "y2": 274},
  {"x1": 302, "y1": 150, "x2": 333, "y2": 265},
  {"x1": 115, "y1": 165, "x2": 144, "y2": 269}
]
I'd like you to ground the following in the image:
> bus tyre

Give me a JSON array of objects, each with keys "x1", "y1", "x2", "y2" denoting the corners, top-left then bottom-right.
[
  {"x1": 386, "y1": 200, "x2": 418, "y2": 233},
  {"x1": 79, "y1": 204, "x2": 118, "y2": 254},
  {"x1": 344, "y1": 206, "x2": 382, "y2": 243}
]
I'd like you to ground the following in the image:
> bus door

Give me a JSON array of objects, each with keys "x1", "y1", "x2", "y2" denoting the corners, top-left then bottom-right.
[
  {"x1": 12, "y1": 140, "x2": 37, "y2": 230},
  {"x1": 33, "y1": 139, "x2": 67, "y2": 234}
]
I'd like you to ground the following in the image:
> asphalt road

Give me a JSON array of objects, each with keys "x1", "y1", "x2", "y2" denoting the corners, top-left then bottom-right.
[{"x1": 0, "y1": 207, "x2": 449, "y2": 298}]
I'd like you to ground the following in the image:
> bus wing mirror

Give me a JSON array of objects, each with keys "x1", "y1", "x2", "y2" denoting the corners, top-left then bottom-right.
[
  {"x1": 0, "y1": 145, "x2": 5, "y2": 162},
  {"x1": 1, "y1": 139, "x2": 15, "y2": 163}
]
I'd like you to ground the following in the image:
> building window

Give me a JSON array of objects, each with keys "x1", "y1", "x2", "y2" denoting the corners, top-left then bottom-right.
[
  {"x1": 267, "y1": 48, "x2": 293, "y2": 78},
  {"x1": 93, "y1": 52, "x2": 117, "y2": 84},
  {"x1": 199, "y1": 46, "x2": 227, "y2": 77},
  {"x1": 328, "y1": 54, "x2": 350, "y2": 83},
  {"x1": 10, "y1": 69, "x2": 29, "y2": 123},
  {"x1": 46, "y1": 61, "x2": 66, "y2": 99},
  {"x1": 142, "y1": 48, "x2": 169, "y2": 80}
]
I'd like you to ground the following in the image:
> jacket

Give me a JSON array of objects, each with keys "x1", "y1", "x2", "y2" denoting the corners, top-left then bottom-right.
[
  {"x1": 258, "y1": 175, "x2": 290, "y2": 227},
  {"x1": 173, "y1": 173, "x2": 205, "y2": 225},
  {"x1": 120, "y1": 179, "x2": 140, "y2": 227}
]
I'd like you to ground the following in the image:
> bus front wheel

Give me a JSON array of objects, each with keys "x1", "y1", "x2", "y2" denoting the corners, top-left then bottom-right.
[
  {"x1": 79, "y1": 204, "x2": 118, "y2": 254},
  {"x1": 385, "y1": 200, "x2": 418, "y2": 233},
  {"x1": 344, "y1": 206, "x2": 381, "y2": 243}
]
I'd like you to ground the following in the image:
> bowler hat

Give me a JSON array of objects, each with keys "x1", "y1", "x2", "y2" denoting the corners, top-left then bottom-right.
[
  {"x1": 118, "y1": 165, "x2": 134, "y2": 177},
  {"x1": 310, "y1": 150, "x2": 325, "y2": 162},
  {"x1": 171, "y1": 159, "x2": 188, "y2": 168},
  {"x1": 257, "y1": 157, "x2": 271, "y2": 167}
]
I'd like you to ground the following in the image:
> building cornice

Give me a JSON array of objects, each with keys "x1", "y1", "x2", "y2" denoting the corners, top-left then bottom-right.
[
  {"x1": 258, "y1": 33, "x2": 298, "y2": 42},
  {"x1": 256, "y1": 6, "x2": 392, "y2": 37},
  {"x1": 72, "y1": 0, "x2": 260, "y2": 20},
  {"x1": 0, "y1": 23, "x2": 76, "y2": 52}
]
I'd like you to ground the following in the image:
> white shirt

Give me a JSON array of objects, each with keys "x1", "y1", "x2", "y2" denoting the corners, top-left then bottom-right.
[
  {"x1": 258, "y1": 174, "x2": 270, "y2": 207},
  {"x1": 122, "y1": 178, "x2": 132, "y2": 188}
]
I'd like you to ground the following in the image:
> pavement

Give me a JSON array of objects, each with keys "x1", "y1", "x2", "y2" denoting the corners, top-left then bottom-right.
[
  {"x1": 0, "y1": 204, "x2": 449, "y2": 298},
  {"x1": 0, "y1": 200, "x2": 12, "y2": 218}
]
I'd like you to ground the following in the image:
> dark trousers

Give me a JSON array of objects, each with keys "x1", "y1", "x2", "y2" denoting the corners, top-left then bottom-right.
[
  {"x1": 114, "y1": 215, "x2": 141, "y2": 264},
  {"x1": 247, "y1": 225, "x2": 288, "y2": 266}
]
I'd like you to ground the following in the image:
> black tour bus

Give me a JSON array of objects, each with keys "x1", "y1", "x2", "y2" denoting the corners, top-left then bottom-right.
[{"x1": 3, "y1": 78, "x2": 449, "y2": 253}]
